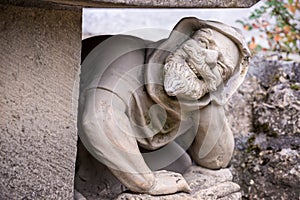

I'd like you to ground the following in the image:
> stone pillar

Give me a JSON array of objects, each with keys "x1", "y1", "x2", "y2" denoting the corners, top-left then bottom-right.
[{"x1": 0, "y1": 5, "x2": 82, "y2": 199}]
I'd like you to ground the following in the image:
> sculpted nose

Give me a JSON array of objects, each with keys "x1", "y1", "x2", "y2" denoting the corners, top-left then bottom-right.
[{"x1": 204, "y1": 49, "x2": 218, "y2": 68}]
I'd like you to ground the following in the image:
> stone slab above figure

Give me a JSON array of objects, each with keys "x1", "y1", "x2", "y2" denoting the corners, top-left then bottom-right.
[{"x1": 75, "y1": 17, "x2": 250, "y2": 197}]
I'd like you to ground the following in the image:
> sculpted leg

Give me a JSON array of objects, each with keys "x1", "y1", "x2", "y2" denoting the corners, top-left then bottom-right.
[
  {"x1": 189, "y1": 103, "x2": 234, "y2": 169},
  {"x1": 79, "y1": 89, "x2": 190, "y2": 195}
]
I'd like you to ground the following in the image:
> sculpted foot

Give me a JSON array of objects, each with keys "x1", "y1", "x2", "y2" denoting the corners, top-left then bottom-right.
[{"x1": 148, "y1": 170, "x2": 191, "y2": 195}]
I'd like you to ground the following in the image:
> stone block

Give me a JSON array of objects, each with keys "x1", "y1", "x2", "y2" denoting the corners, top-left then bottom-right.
[
  {"x1": 1, "y1": 0, "x2": 260, "y2": 8},
  {"x1": 0, "y1": 4, "x2": 81, "y2": 199}
]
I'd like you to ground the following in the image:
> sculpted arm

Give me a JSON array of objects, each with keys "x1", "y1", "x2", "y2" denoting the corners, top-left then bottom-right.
[
  {"x1": 79, "y1": 89, "x2": 190, "y2": 195},
  {"x1": 188, "y1": 102, "x2": 234, "y2": 169}
]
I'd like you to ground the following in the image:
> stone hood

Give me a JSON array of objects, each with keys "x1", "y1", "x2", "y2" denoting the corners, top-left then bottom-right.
[{"x1": 145, "y1": 17, "x2": 251, "y2": 117}]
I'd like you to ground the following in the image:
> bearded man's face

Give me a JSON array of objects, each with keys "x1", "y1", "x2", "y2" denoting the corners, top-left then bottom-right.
[{"x1": 163, "y1": 28, "x2": 239, "y2": 100}]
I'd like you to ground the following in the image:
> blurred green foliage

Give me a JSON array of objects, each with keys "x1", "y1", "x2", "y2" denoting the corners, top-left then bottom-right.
[{"x1": 237, "y1": 0, "x2": 300, "y2": 55}]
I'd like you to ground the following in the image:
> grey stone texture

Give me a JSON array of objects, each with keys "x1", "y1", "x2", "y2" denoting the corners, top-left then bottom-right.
[
  {"x1": 0, "y1": 4, "x2": 82, "y2": 199},
  {"x1": 1, "y1": 0, "x2": 260, "y2": 8},
  {"x1": 226, "y1": 53, "x2": 300, "y2": 199}
]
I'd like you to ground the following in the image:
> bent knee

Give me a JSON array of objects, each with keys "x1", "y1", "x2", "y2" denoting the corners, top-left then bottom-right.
[
  {"x1": 190, "y1": 139, "x2": 234, "y2": 169},
  {"x1": 195, "y1": 153, "x2": 232, "y2": 169}
]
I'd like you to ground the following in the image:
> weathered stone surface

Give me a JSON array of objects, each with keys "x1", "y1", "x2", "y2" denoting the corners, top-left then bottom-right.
[
  {"x1": 117, "y1": 166, "x2": 241, "y2": 200},
  {"x1": 1, "y1": 0, "x2": 260, "y2": 8},
  {"x1": 0, "y1": 4, "x2": 81, "y2": 199},
  {"x1": 75, "y1": 154, "x2": 241, "y2": 200},
  {"x1": 227, "y1": 53, "x2": 300, "y2": 199}
]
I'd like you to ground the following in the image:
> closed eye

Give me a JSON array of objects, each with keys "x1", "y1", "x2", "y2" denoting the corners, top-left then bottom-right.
[{"x1": 199, "y1": 38, "x2": 209, "y2": 49}]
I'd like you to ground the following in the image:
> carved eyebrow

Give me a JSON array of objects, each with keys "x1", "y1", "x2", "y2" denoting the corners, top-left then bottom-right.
[
  {"x1": 199, "y1": 38, "x2": 209, "y2": 48},
  {"x1": 193, "y1": 31, "x2": 213, "y2": 48},
  {"x1": 200, "y1": 29, "x2": 212, "y2": 35}
]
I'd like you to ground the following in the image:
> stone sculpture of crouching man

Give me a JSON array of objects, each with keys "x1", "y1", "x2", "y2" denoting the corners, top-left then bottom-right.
[{"x1": 77, "y1": 17, "x2": 250, "y2": 195}]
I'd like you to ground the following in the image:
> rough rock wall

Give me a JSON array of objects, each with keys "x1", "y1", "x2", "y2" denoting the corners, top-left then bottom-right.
[
  {"x1": 0, "y1": 4, "x2": 81, "y2": 199},
  {"x1": 226, "y1": 54, "x2": 300, "y2": 199}
]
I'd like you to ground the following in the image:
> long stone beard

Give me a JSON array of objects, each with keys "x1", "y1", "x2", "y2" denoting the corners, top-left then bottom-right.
[{"x1": 163, "y1": 55, "x2": 209, "y2": 100}]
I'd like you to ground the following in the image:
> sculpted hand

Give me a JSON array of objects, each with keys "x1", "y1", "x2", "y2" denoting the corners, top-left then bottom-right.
[{"x1": 148, "y1": 170, "x2": 191, "y2": 195}]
